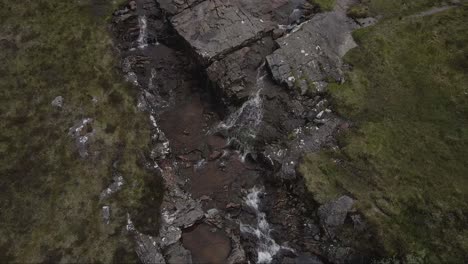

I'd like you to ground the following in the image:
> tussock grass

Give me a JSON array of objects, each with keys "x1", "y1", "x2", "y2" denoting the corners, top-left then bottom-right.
[
  {"x1": 0, "y1": 0, "x2": 162, "y2": 262},
  {"x1": 301, "y1": 4, "x2": 468, "y2": 263}
]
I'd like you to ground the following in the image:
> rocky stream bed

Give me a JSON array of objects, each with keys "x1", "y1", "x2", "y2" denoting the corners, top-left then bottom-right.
[{"x1": 110, "y1": 0, "x2": 379, "y2": 263}]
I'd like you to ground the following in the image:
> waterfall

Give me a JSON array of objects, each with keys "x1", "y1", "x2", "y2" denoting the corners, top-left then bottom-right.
[
  {"x1": 137, "y1": 15, "x2": 148, "y2": 49},
  {"x1": 240, "y1": 187, "x2": 282, "y2": 264},
  {"x1": 212, "y1": 63, "x2": 268, "y2": 154}
]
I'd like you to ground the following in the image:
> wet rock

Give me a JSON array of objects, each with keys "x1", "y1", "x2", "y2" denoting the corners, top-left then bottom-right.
[
  {"x1": 164, "y1": 242, "x2": 193, "y2": 264},
  {"x1": 318, "y1": 196, "x2": 354, "y2": 234},
  {"x1": 227, "y1": 234, "x2": 246, "y2": 264},
  {"x1": 226, "y1": 202, "x2": 241, "y2": 210},
  {"x1": 51, "y1": 96, "x2": 64, "y2": 108},
  {"x1": 171, "y1": 0, "x2": 272, "y2": 64},
  {"x1": 266, "y1": 9, "x2": 358, "y2": 90},
  {"x1": 209, "y1": 150, "x2": 223, "y2": 161},
  {"x1": 207, "y1": 37, "x2": 276, "y2": 105}
]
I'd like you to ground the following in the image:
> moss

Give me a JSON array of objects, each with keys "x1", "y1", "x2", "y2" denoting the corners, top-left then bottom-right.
[
  {"x1": 301, "y1": 5, "x2": 468, "y2": 263},
  {"x1": 347, "y1": 4, "x2": 370, "y2": 18},
  {"x1": 0, "y1": 0, "x2": 162, "y2": 262},
  {"x1": 309, "y1": 0, "x2": 336, "y2": 11}
]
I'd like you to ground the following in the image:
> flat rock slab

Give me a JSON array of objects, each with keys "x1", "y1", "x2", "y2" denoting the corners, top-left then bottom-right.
[
  {"x1": 266, "y1": 11, "x2": 358, "y2": 88},
  {"x1": 171, "y1": 0, "x2": 272, "y2": 64},
  {"x1": 156, "y1": 0, "x2": 204, "y2": 14}
]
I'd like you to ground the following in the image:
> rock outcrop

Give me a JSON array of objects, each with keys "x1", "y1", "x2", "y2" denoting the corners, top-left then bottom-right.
[
  {"x1": 171, "y1": 0, "x2": 273, "y2": 64},
  {"x1": 266, "y1": 9, "x2": 358, "y2": 90}
]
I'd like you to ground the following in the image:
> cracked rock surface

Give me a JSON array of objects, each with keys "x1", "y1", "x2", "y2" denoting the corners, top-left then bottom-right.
[{"x1": 171, "y1": 0, "x2": 272, "y2": 64}]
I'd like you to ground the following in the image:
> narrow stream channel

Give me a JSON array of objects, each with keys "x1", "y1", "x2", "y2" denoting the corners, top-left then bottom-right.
[{"x1": 112, "y1": 0, "x2": 336, "y2": 263}]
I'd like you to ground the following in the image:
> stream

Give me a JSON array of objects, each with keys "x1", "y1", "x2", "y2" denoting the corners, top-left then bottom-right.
[{"x1": 110, "y1": 0, "x2": 369, "y2": 263}]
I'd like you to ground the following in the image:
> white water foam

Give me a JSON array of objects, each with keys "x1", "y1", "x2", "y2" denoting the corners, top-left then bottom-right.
[
  {"x1": 211, "y1": 63, "x2": 268, "y2": 157},
  {"x1": 241, "y1": 187, "x2": 282, "y2": 264},
  {"x1": 137, "y1": 15, "x2": 148, "y2": 49}
]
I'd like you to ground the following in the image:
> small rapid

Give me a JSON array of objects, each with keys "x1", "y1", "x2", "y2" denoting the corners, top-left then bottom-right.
[
  {"x1": 212, "y1": 63, "x2": 268, "y2": 155},
  {"x1": 241, "y1": 187, "x2": 284, "y2": 264},
  {"x1": 137, "y1": 15, "x2": 148, "y2": 49}
]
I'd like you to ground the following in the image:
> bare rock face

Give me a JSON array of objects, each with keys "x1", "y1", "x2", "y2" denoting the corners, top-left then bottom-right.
[
  {"x1": 206, "y1": 37, "x2": 276, "y2": 105},
  {"x1": 266, "y1": 10, "x2": 358, "y2": 90},
  {"x1": 156, "y1": 0, "x2": 204, "y2": 14},
  {"x1": 171, "y1": 0, "x2": 272, "y2": 64}
]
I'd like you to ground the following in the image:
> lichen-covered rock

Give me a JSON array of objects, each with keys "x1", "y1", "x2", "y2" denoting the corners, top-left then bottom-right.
[{"x1": 266, "y1": 10, "x2": 358, "y2": 89}]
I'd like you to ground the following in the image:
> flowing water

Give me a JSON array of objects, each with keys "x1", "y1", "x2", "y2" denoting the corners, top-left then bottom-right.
[
  {"x1": 241, "y1": 187, "x2": 284, "y2": 264},
  {"x1": 137, "y1": 15, "x2": 148, "y2": 49},
  {"x1": 212, "y1": 63, "x2": 268, "y2": 156},
  {"x1": 117, "y1": 2, "x2": 294, "y2": 263}
]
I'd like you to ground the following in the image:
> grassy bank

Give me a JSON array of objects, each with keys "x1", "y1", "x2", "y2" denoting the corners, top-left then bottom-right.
[
  {"x1": 0, "y1": 0, "x2": 162, "y2": 262},
  {"x1": 301, "y1": 2, "x2": 468, "y2": 263}
]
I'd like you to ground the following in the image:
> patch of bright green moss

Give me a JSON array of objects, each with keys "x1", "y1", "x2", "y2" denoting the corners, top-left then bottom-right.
[
  {"x1": 301, "y1": 5, "x2": 468, "y2": 263},
  {"x1": 0, "y1": 0, "x2": 162, "y2": 262}
]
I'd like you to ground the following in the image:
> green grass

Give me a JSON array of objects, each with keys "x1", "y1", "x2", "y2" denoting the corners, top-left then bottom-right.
[
  {"x1": 300, "y1": 4, "x2": 468, "y2": 263},
  {"x1": 0, "y1": 0, "x2": 162, "y2": 262},
  {"x1": 360, "y1": 0, "x2": 446, "y2": 17}
]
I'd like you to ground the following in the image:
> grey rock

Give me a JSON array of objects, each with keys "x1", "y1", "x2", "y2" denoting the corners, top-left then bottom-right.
[
  {"x1": 157, "y1": 0, "x2": 203, "y2": 14},
  {"x1": 171, "y1": 0, "x2": 272, "y2": 64},
  {"x1": 129, "y1": 0, "x2": 137, "y2": 11},
  {"x1": 318, "y1": 195, "x2": 354, "y2": 229},
  {"x1": 68, "y1": 118, "x2": 94, "y2": 158},
  {"x1": 206, "y1": 208, "x2": 220, "y2": 218},
  {"x1": 164, "y1": 242, "x2": 192, "y2": 264},
  {"x1": 134, "y1": 233, "x2": 166, "y2": 264},
  {"x1": 51, "y1": 96, "x2": 64, "y2": 108},
  {"x1": 206, "y1": 37, "x2": 276, "y2": 104},
  {"x1": 159, "y1": 225, "x2": 182, "y2": 248},
  {"x1": 227, "y1": 233, "x2": 246, "y2": 264},
  {"x1": 100, "y1": 173, "x2": 125, "y2": 200},
  {"x1": 266, "y1": 10, "x2": 358, "y2": 90}
]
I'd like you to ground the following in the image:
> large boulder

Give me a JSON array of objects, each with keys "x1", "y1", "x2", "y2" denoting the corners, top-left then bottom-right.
[
  {"x1": 171, "y1": 0, "x2": 273, "y2": 64},
  {"x1": 266, "y1": 10, "x2": 358, "y2": 89},
  {"x1": 318, "y1": 196, "x2": 355, "y2": 234}
]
